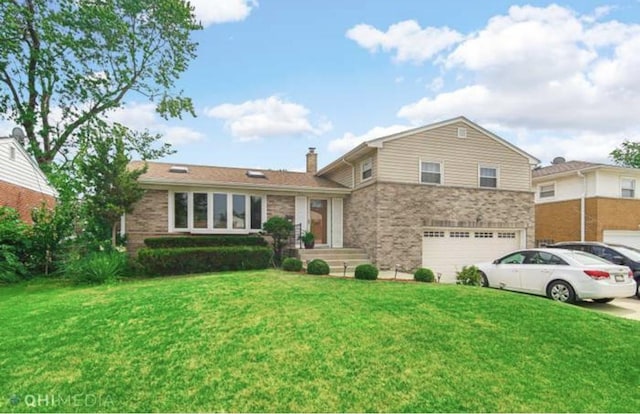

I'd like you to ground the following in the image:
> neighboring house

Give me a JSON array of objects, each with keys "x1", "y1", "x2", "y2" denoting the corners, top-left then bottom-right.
[
  {"x1": 125, "y1": 116, "x2": 539, "y2": 281},
  {"x1": 0, "y1": 136, "x2": 56, "y2": 223},
  {"x1": 533, "y1": 158, "x2": 640, "y2": 249}
]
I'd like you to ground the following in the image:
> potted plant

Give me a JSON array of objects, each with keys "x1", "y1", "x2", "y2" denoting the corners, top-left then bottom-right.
[{"x1": 300, "y1": 231, "x2": 315, "y2": 249}]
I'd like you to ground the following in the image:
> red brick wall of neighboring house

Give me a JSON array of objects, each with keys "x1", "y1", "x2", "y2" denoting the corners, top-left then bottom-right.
[
  {"x1": 0, "y1": 179, "x2": 56, "y2": 224},
  {"x1": 535, "y1": 197, "x2": 640, "y2": 244}
]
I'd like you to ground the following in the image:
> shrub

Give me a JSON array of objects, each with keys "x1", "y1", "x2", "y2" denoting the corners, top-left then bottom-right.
[
  {"x1": 282, "y1": 257, "x2": 303, "y2": 272},
  {"x1": 306, "y1": 259, "x2": 330, "y2": 275},
  {"x1": 456, "y1": 265, "x2": 482, "y2": 286},
  {"x1": 64, "y1": 251, "x2": 128, "y2": 285},
  {"x1": 137, "y1": 246, "x2": 271, "y2": 276},
  {"x1": 414, "y1": 267, "x2": 435, "y2": 282},
  {"x1": 262, "y1": 216, "x2": 294, "y2": 266},
  {"x1": 354, "y1": 264, "x2": 379, "y2": 280},
  {"x1": 0, "y1": 207, "x2": 31, "y2": 282},
  {"x1": 144, "y1": 235, "x2": 267, "y2": 249}
]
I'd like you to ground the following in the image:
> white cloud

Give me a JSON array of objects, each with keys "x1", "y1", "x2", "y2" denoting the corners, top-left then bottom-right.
[
  {"x1": 190, "y1": 0, "x2": 257, "y2": 27},
  {"x1": 329, "y1": 125, "x2": 411, "y2": 153},
  {"x1": 346, "y1": 20, "x2": 463, "y2": 63},
  {"x1": 107, "y1": 102, "x2": 205, "y2": 145},
  {"x1": 383, "y1": 4, "x2": 640, "y2": 148},
  {"x1": 204, "y1": 96, "x2": 332, "y2": 141}
]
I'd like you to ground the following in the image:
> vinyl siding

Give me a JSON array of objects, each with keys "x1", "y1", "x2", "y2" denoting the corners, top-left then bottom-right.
[
  {"x1": 323, "y1": 163, "x2": 353, "y2": 188},
  {"x1": 376, "y1": 122, "x2": 531, "y2": 192},
  {"x1": 0, "y1": 139, "x2": 56, "y2": 196}
]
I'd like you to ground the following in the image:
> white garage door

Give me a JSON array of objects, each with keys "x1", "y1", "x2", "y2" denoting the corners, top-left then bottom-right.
[
  {"x1": 422, "y1": 228, "x2": 523, "y2": 283},
  {"x1": 603, "y1": 230, "x2": 640, "y2": 250}
]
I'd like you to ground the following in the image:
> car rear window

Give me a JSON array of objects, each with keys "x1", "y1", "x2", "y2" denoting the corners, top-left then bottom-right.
[
  {"x1": 611, "y1": 245, "x2": 640, "y2": 261},
  {"x1": 567, "y1": 250, "x2": 614, "y2": 265}
]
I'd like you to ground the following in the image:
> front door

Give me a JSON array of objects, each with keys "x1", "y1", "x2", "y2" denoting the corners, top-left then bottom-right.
[{"x1": 310, "y1": 199, "x2": 328, "y2": 245}]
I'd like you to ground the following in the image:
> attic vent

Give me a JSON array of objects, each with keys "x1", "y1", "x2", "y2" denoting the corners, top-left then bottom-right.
[
  {"x1": 246, "y1": 170, "x2": 266, "y2": 178},
  {"x1": 169, "y1": 166, "x2": 189, "y2": 174},
  {"x1": 457, "y1": 127, "x2": 467, "y2": 138}
]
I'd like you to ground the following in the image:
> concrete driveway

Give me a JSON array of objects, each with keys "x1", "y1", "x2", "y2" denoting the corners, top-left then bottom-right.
[{"x1": 577, "y1": 297, "x2": 640, "y2": 321}]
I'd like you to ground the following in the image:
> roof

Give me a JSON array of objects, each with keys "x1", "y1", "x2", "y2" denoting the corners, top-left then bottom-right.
[
  {"x1": 132, "y1": 161, "x2": 350, "y2": 193},
  {"x1": 532, "y1": 160, "x2": 640, "y2": 179},
  {"x1": 318, "y1": 116, "x2": 541, "y2": 176}
]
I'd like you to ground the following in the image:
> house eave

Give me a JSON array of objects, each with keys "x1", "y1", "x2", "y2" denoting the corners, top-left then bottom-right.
[{"x1": 138, "y1": 178, "x2": 352, "y2": 195}]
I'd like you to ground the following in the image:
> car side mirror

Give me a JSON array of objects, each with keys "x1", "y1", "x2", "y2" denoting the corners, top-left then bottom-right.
[
  {"x1": 493, "y1": 259, "x2": 500, "y2": 264},
  {"x1": 611, "y1": 255, "x2": 626, "y2": 265}
]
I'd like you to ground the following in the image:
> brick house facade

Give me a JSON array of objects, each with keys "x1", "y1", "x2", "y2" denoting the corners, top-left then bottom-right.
[
  {"x1": 126, "y1": 117, "x2": 539, "y2": 279},
  {"x1": 0, "y1": 136, "x2": 56, "y2": 223}
]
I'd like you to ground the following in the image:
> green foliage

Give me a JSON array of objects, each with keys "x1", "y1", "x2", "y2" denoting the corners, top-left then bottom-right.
[
  {"x1": 0, "y1": 207, "x2": 31, "y2": 282},
  {"x1": 354, "y1": 264, "x2": 379, "y2": 280},
  {"x1": 145, "y1": 235, "x2": 268, "y2": 249},
  {"x1": 29, "y1": 203, "x2": 74, "y2": 276},
  {"x1": 282, "y1": 257, "x2": 303, "y2": 272},
  {"x1": 456, "y1": 265, "x2": 482, "y2": 286},
  {"x1": 610, "y1": 140, "x2": 640, "y2": 168},
  {"x1": 300, "y1": 231, "x2": 315, "y2": 247},
  {"x1": 262, "y1": 216, "x2": 294, "y2": 266},
  {"x1": 306, "y1": 259, "x2": 330, "y2": 275},
  {"x1": 63, "y1": 251, "x2": 128, "y2": 285},
  {"x1": 414, "y1": 268, "x2": 435, "y2": 283},
  {"x1": 0, "y1": 0, "x2": 201, "y2": 166},
  {"x1": 138, "y1": 246, "x2": 271, "y2": 276}
]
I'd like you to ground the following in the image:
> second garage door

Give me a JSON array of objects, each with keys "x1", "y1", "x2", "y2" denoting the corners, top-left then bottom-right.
[
  {"x1": 603, "y1": 230, "x2": 640, "y2": 250},
  {"x1": 422, "y1": 228, "x2": 523, "y2": 283}
]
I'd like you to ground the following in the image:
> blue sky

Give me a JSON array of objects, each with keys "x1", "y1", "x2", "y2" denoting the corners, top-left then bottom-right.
[{"x1": 10, "y1": 0, "x2": 640, "y2": 171}]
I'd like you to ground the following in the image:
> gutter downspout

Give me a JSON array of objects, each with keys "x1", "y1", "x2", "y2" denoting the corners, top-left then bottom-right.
[
  {"x1": 341, "y1": 158, "x2": 355, "y2": 189},
  {"x1": 577, "y1": 171, "x2": 586, "y2": 241}
]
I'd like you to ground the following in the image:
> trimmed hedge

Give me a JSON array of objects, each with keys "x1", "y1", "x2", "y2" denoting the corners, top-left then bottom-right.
[
  {"x1": 282, "y1": 257, "x2": 303, "y2": 272},
  {"x1": 354, "y1": 264, "x2": 378, "y2": 280},
  {"x1": 307, "y1": 259, "x2": 330, "y2": 275},
  {"x1": 414, "y1": 267, "x2": 435, "y2": 283},
  {"x1": 137, "y1": 246, "x2": 271, "y2": 276},
  {"x1": 144, "y1": 235, "x2": 268, "y2": 249}
]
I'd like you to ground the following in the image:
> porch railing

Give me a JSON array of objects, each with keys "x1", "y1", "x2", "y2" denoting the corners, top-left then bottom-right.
[{"x1": 289, "y1": 223, "x2": 303, "y2": 249}]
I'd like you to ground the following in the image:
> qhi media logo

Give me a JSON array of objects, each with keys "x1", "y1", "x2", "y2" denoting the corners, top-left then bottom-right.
[{"x1": 7, "y1": 393, "x2": 113, "y2": 408}]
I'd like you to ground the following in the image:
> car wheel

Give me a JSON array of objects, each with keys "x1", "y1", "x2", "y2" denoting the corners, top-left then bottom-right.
[
  {"x1": 547, "y1": 280, "x2": 576, "y2": 304},
  {"x1": 592, "y1": 298, "x2": 614, "y2": 304},
  {"x1": 480, "y1": 272, "x2": 489, "y2": 288}
]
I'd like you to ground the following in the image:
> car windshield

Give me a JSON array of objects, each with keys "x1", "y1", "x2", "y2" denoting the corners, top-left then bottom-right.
[
  {"x1": 566, "y1": 250, "x2": 613, "y2": 265},
  {"x1": 611, "y1": 245, "x2": 640, "y2": 261}
]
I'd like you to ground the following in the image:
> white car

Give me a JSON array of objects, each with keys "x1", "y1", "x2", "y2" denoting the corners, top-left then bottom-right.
[{"x1": 476, "y1": 248, "x2": 636, "y2": 304}]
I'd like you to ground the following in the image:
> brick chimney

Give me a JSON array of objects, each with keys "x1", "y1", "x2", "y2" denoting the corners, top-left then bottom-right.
[{"x1": 306, "y1": 147, "x2": 317, "y2": 174}]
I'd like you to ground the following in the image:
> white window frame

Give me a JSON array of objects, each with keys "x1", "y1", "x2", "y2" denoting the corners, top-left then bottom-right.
[
  {"x1": 169, "y1": 190, "x2": 266, "y2": 233},
  {"x1": 9, "y1": 146, "x2": 16, "y2": 161},
  {"x1": 419, "y1": 160, "x2": 443, "y2": 185},
  {"x1": 361, "y1": 158, "x2": 372, "y2": 181},
  {"x1": 539, "y1": 183, "x2": 556, "y2": 199},
  {"x1": 478, "y1": 165, "x2": 499, "y2": 189},
  {"x1": 621, "y1": 177, "x2": 636, "y2": 199}
]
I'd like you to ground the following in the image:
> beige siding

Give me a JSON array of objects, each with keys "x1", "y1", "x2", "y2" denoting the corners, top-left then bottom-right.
[
  {"x1": 377, "y1": 122, "x2": 531, "y2": 192},
  {"x1": 354, "y1": 152, "x2": 377, "y2": 188},
  {"x1": 324, "y1": 163, "x2": 353, "y2": 188}
]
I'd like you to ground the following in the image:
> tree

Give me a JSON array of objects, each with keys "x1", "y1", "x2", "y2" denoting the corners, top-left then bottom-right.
[
  {"x1": 0, "y1": 0, "x2": 200, "y2": 168},
  {"x1": 610, "y1": 140, "x2": 640, "y2": 168},
  {"x1": 262, "y1": 216, "x2": 294, "y2": 267},
  {"x1": 77, "y1": 122, "x2": 155, "y2": 246}
]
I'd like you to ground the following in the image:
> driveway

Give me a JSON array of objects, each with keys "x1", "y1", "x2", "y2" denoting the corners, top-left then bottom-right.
[{"x1": 577, "y1": 297, "x2": 640, "y2": 321}]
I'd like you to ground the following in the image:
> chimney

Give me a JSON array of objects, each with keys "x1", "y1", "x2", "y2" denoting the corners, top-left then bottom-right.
[{"x1": 306, "y1": 147, "x2": 317, "y2": 174}]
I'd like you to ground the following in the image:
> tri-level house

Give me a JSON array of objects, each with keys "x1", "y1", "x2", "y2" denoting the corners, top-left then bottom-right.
[
  {"x1": 125, "y1": 116, "x2": 539, "y2": 281},
  {"x1": 533, "y1": 158, "x2": 640, "y2": 249},
  {"x1": 0, "y1": 134, "x2": 56, "y2": 223}
]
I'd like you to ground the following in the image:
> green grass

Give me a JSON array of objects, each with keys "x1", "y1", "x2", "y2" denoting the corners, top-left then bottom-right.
[{"x1": 1, "y1": 270, "x2": 639, "y2": 412}]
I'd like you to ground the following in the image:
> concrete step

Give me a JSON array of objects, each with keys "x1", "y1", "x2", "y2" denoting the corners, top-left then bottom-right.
[{"x1": 298, "y1": 248, "x2": 366, "y2": 259}]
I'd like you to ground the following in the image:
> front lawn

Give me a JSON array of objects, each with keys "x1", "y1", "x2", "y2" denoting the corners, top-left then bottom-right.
[{"x1": 1, "y1": 271, "x2": 638, "y2": 412}]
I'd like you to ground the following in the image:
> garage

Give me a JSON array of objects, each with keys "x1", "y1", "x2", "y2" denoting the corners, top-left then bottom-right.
[
  {"x1": 422, "y1": 228, "x2": 524, "y2": 283},
  {"x1": 603, "y1": 230, "x2": 640, "y2": 250}
]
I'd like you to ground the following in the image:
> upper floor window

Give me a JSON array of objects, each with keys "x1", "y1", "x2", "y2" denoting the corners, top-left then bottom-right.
[
  {"x1": 361, "y1": 158, "x2": 372, "y2": 181},
  {"x1": 621, "y1": 178, "x2": 635, "y2": 198},
  {"x1": 420, "y1": 161, "x2": 442, "y2": 184},
  {"x1": 9, "y1": 146, "x2": 16, "y2": 161},
  {"x1": 479, "y1": 166, "x2": 498, "y2": 188},
  {"x1": 539, "y1": 183, "x2": 555, "y2": 198}
]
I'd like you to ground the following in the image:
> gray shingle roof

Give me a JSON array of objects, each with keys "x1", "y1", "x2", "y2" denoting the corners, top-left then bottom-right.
[{"x1": 532, "y1": 160, "x2": 604, "y2": 178}]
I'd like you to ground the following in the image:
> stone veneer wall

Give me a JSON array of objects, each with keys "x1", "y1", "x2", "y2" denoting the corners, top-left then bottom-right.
[
  {"x1": 126, "y1": 189, "x2": 170, "y2": 255},
  {"x1": 266, "y1": 195, "x2": 295, "y2": 220},
  {"x1": 343, "y1": 184, "x2": 378, "y2": 263},
  {"x1": 344, "y1": 182, "x2": 535, "y2": 271}
]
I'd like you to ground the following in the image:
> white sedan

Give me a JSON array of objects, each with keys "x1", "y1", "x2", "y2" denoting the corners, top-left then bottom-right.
[{"x1": 476, "y1": 248, "x2": 636, "y2": 304}]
